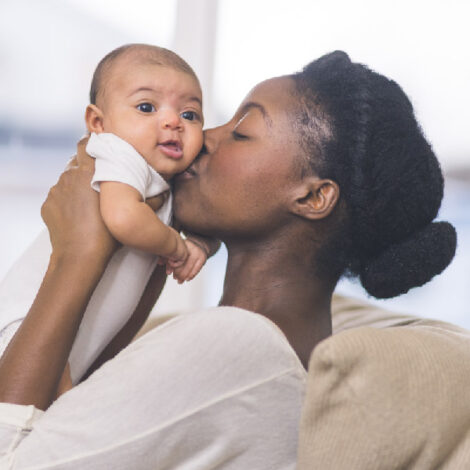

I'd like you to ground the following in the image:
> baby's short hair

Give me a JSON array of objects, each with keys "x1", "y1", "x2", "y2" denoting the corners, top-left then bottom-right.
[{"x1": 89, "y1": 43, "x2": 199, "y2": 105}]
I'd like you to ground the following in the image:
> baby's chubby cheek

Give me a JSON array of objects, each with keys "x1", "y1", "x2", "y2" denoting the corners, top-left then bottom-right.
[
  {"x1": 101, "y1": 119, "x2": 145, "y2": 154},
  {"x1": 189, "y1": 130, "x2": 204, "y2": 158},
  {"x1": 180, "y1": 132, "x2": 204, "y2": 170}
]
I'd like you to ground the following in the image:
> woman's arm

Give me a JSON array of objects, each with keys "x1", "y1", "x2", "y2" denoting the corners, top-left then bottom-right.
[{"x1": 0, "y1": 139, "x2": 116, "y2": 410}]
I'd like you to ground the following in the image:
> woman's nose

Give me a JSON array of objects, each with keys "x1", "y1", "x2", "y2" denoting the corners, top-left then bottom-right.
[{"x1": 203, "y1": 126, "x2": 222, "y2": 154}]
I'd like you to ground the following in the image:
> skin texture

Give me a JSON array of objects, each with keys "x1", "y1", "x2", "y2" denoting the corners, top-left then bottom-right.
[{"x1": 0, "y1": 76, "x2": 339, "y2": 409}]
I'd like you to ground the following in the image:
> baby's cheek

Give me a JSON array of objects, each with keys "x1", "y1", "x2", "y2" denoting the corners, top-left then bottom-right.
[{"x1": 188, "y1": 128, "x2": 204, "y2": 159}]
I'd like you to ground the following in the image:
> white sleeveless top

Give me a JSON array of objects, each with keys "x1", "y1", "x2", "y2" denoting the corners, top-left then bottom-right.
[{"x1": 0, "y1": 307, "x2": 307, "y2": 469}]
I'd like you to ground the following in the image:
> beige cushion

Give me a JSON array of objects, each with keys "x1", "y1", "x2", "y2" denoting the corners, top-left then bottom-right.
[
  {"x1": 297, "y1": 306, "x2": 470, "y2": 469},
  {"x1": 331, "y1": 294, "x2": 427, "y2": 333}
]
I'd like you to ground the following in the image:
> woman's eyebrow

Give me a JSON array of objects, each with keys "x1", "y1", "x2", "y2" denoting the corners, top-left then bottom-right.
[{"x1": 238, "y1": 101, "x2": 273, "y2": 127}]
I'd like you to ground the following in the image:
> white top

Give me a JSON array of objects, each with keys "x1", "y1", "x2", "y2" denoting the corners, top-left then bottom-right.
[
  {"x1": 87, "y1": 132, "x2": 170, "y2": 201},
  {"x1": 0, "y1": 307, "x2": 307, "y2": 469}
]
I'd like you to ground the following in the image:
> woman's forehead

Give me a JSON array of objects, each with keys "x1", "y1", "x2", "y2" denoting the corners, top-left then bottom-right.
[
  {"x1": 244, "y1": 76, "x2": 295, "y2": 106},
  {"x1": 236, "y1": 76, "x2": 297, "y2": 128}
]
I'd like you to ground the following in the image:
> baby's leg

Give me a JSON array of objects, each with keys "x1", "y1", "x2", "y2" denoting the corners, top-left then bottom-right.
[
  {"x1": 0, "y1": 319, "x2": 22, "y2": 357},
  {"x1": 0, "y1": 230, "x2": 51, "y2": 331},
  {"x1": 67, "y1": 246, "x2": 158, "y2": 384}
]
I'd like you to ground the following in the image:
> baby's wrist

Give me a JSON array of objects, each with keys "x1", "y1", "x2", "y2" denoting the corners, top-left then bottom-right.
[
  {"x1": 163, "y1": 227, "x2": 185, "y2": 260},
  {"x1": 186, "y1": 237, "x2": 210, "y2": 258}
]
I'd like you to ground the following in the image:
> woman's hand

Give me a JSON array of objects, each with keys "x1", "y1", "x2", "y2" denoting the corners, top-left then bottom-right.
[
  {"x1": 41, "y1": 137, "x2": 117, "y2": 264},
  {"x1": 0, "y1": 138, "x2": 123, "y2": 409}
]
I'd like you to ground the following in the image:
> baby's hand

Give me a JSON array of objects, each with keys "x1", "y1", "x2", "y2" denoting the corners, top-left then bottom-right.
[{"x1": 168, "y1": 239, "x2": 208, "y2": 284}]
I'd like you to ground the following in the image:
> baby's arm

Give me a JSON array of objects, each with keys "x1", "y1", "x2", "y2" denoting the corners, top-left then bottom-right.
[{"x1": 100, "y1": 181, "x2": 187, "y2": 264}]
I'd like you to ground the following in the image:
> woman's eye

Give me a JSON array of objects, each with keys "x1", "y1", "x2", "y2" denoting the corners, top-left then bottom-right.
[
  {"x1": 181, "y1": 110, "x2": 200, "y2": 121},
  {"x1": 137, "y1": 103, "x2": 155, "y2": 113},
  {"x1": 232, "y1": 130, "x2": 248, "y2": 140}
]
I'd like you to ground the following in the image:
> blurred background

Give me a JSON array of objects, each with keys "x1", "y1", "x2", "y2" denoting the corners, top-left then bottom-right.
[{"x1": 0, "y1": 0, "x2": 469, "y2": 326}]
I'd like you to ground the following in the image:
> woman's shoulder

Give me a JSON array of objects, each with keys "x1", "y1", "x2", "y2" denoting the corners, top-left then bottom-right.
[{"x1": 134, "y1": 306, "x2": 307, "y2": 379}]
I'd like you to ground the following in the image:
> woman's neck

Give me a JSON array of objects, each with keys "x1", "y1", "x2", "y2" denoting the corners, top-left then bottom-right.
[{"x1": 220, "y1": 241, "x2": 334, "y2": 369}]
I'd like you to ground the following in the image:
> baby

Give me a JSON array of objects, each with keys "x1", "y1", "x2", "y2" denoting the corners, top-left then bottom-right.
[
  {"x1": 0, "y1": 44, "x2": 218, "y2": 391},
  {"x1": 85, "y1": 44, "x2": 215, "y2": 279}
]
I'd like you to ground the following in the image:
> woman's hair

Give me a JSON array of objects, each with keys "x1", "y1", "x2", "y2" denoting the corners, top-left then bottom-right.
[{"x1": 292, "y1": 51, "x2": 457, "y2": 299}]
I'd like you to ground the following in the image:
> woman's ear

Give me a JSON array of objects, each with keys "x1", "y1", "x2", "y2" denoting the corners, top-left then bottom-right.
[
  {"x1": 85, "y1": 104, "x2": 105, "y2": 133},
  {"x1": 289, "y1": 177, "x2": 340, "y2": 220}
]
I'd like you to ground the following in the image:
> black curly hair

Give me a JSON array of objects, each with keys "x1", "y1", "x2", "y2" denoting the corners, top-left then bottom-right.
[{"x1": 292, "y1": 51, "x2": 457, "y2": 299}]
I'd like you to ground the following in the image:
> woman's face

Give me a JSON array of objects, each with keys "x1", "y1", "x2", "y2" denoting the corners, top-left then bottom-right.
[{"x1": 173, "y1": 76, "x2": 303, "y2": 240}]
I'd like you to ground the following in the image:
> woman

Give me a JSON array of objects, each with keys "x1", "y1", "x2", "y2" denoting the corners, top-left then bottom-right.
[{"x1": 0, "y1": 51, "x2": 456, "y2": 468}]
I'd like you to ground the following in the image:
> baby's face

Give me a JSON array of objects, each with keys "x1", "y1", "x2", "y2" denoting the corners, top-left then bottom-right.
[{"x1": 98, "y1": 61, "x2": 203, "y2": 179}]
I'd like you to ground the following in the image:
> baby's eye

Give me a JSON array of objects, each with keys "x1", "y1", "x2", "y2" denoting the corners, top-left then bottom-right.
[
  {"x1": 181, "y1": 110, "x2": 200, "y2": 121},
  {"x1": 137, "y1": 103, "x2": 155, "y2": 113}
]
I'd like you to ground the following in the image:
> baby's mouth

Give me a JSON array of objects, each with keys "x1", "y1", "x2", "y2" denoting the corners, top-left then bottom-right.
[{"x1": 158, "y1": 140, "x2": 183, "y2": 159}]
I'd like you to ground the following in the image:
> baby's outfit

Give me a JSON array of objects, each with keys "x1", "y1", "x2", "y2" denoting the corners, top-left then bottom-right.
[
  {"x1": 89, "y1": 132, "x2": 169, "y2": 201},
  {"x1": 0, "y1": 133, "x2": 172, "y2": 384}
]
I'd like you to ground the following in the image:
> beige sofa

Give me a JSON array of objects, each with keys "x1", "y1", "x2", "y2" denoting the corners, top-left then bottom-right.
[{"x1": 137, "y1": 295, "x2": 470, "y2": 469}]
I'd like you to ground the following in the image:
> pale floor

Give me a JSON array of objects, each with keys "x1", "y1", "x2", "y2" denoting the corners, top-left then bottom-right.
[{"x1": 1, "y1": 144, "x2": 469, "y2": 327}]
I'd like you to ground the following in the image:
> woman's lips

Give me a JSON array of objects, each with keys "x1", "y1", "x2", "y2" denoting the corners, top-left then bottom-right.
[{"x1": 158, "y1": 141, "x2": 183, "y2": 159}]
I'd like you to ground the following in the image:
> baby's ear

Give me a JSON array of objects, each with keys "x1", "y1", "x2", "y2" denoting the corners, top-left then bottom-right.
[{"x1": 85, "y1": 104, "x2": 105, "y2": 133}]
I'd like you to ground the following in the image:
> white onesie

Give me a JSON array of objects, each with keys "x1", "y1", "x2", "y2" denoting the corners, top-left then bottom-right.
[{"x1": 0, "y1": 133, "x2": 172, "y2": 384}]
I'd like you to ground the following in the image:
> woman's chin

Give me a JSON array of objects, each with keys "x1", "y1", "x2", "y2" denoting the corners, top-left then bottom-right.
[{"x1": 173, "y1": 197, "x2": 204, "y2": 235}]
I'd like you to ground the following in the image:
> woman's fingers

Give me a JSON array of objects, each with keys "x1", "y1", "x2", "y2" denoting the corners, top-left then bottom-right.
[
  {"x1": 64, "y1": 136, "x2": 93, "y2": 172},
  {"x1": 42, "y1": 159, "x2": 117, "y2": 261},
  {"x1": 64, "y1": 156, "x2": 78, "y2": 171},
  {"x1": 76, "y1": 135, "x2": 95, "y2": 170}
]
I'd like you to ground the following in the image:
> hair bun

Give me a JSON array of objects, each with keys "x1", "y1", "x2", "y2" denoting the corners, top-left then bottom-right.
[{"x1": 359, "y1": 222, "x2": 457, "y2": 299}]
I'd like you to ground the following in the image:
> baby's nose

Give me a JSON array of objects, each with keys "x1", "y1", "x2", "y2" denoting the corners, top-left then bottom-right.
[{"x1": 160, "y1": 109, "x2": 181, "y2": 130}]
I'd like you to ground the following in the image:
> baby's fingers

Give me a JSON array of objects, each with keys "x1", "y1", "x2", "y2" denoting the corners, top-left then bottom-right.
[
  {"x1": 168, "y1": 259, "x2": 185, "y2": 269},
  {"x1": 172, "y1": 260, "x2": 195, "y2": 284},
  {"x1": 174, "y1": 255, "x2": 204, "y2": 283},
  {"x1": 187, "y1": 257, "x2": 205, "y2": 281}
]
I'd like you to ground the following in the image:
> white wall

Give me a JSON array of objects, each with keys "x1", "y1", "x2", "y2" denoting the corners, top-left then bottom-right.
[{"x1": 213, "y1": 0, "x2": 470, "y2": 170}]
